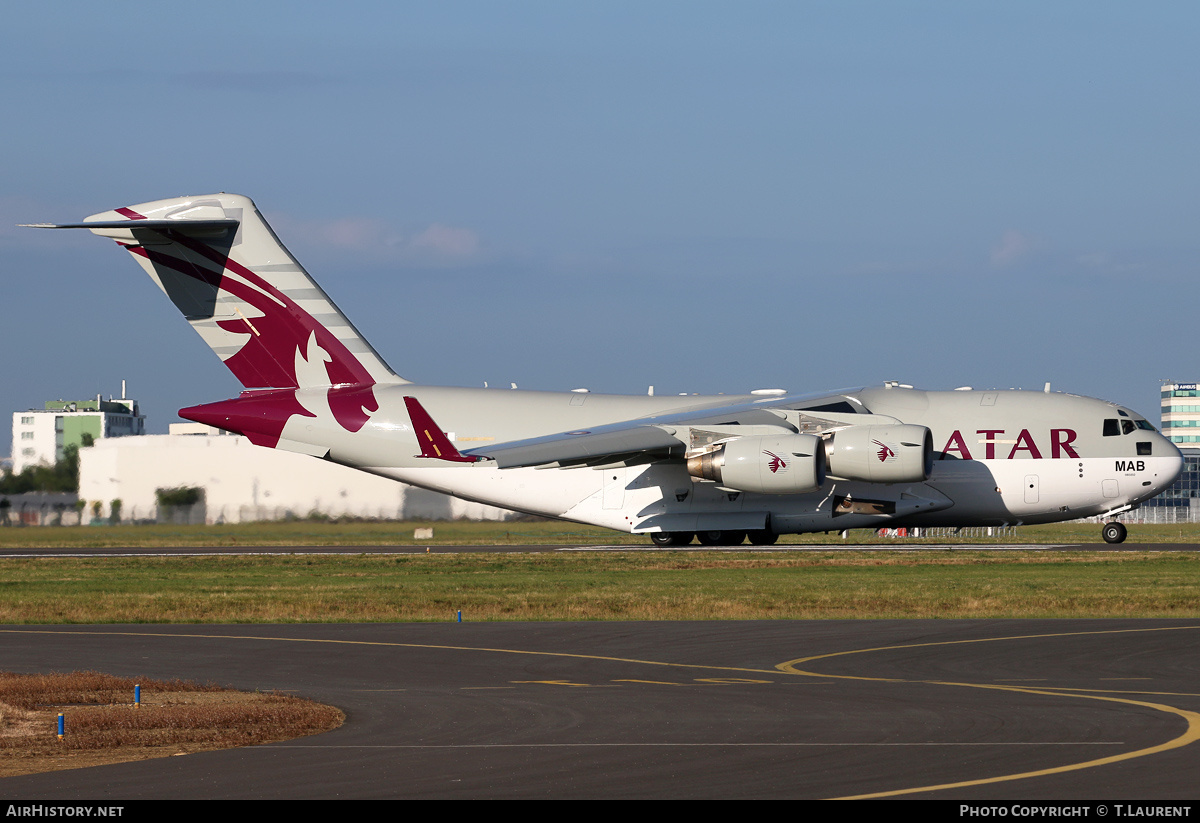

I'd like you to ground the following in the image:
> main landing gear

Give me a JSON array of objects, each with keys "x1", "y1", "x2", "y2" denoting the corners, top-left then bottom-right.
[
  {"x1": 650, "y1": 532, "x2": 694, "y2": 547},
  {"x1": 1102, "y1": 521, "x2": 1127, "y2": 544},
  {"x1": 697, "y1": 530, "x2": 746, "y2": 546}
]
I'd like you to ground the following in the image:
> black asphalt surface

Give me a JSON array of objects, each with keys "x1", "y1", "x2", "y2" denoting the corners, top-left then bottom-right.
[{"x1": 1, "y1": 620, "x2": 1198, "y2": 799}]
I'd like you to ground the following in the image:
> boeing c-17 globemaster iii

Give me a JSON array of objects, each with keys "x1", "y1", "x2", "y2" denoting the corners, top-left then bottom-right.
[{"x1": 27, "y1": 194, "x2": 1183, "y2": 545}]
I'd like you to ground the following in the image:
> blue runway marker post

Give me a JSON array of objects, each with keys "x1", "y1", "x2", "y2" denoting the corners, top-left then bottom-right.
[
  {"x1": 134, "y1": 684, "x2": 141, "y2": 708},
  {"x1": 457, "y1": 610, "x2": 462, "y2": 623},
  {"x1": 57, "y1": 713, "x2": 64, "y2": 740}
]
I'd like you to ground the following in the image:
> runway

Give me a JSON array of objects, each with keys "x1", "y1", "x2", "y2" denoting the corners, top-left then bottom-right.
[
  {"x1": 0, "y1": 542, "x2": 1198, "y2": 557},
  {"x1": 1, "y1": 620, "x2": 1198, "y2": 798}
]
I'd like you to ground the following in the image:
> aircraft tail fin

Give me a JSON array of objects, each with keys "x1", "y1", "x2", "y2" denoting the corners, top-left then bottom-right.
[{"x1": 36, "y1": 193, "x2": 406, "y2": 392}]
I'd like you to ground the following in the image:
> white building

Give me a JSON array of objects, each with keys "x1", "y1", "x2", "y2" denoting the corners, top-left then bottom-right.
[
  {"x1": 1136, "y1": 382, "x2": 1200, "y2": 522},
  {"x1": 78, "y1": 426, "x2": 514, "y2": 523},
  {"x1": 12, "y1": 389, "x2": 144, "y2": 474},
  {"x1": 1160, "y1": 382, "x2": 1200, "y2": 446}
]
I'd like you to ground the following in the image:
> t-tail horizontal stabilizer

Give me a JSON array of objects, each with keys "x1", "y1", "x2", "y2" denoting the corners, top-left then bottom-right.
[
  {"x1": 24, "y1": 194, "x2": 405, "y2": 394},
  {"x1": 404, "y1": 397, "x2": 483, "y2": 463}
]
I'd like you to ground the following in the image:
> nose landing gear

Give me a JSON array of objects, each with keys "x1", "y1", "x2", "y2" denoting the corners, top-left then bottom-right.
[{"x1": 1102, "y1": 521, "x2": 1127, "y2": 544}]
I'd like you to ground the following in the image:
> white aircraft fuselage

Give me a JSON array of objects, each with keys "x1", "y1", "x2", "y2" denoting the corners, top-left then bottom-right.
[{"x1": 31, "y1": 194, "x2": 1181, "y2": 545}]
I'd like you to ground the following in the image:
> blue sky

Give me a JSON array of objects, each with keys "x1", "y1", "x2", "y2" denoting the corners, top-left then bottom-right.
[{"x1": 2, "y1": 2, "x2": 1197, "y2": 449}]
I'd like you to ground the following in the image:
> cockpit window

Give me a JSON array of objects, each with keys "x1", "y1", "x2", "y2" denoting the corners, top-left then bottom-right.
[{"x1": 1106, "y1": 418, "x2": 1153, "y2": 436}]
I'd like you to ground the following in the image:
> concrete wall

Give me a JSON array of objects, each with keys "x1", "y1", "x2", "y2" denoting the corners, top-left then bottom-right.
[{"x1": 79, "y1": 434, "x2": 515, "y2": 524}]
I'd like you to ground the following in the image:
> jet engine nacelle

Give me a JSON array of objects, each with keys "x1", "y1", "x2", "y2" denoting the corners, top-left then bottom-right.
[
  {"x1": 825, "y1": 424, "x2": 933, "y2": 483},
  {"x1": 686, "y1": 433, "x2": 826, "y2": 494}
]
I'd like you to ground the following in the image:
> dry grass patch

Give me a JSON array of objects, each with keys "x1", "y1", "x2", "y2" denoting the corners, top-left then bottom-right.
[{"x1": 0, "y1": 671, "x2": 343, "y2": 777}]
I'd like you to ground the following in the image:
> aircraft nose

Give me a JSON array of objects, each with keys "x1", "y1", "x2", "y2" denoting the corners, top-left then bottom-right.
[{"x1": 1159, "y1": 435, "x2": 1184, "y2": 488}]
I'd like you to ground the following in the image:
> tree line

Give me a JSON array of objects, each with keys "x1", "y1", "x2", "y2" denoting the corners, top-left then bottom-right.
[{"x1": 0, "y1": 436, "x2": 89, "y2": 494}]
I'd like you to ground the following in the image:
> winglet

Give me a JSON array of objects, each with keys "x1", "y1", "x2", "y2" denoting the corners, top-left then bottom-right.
[{"x1": 404, "y1": 396, "x2": 482, "y2": 463}]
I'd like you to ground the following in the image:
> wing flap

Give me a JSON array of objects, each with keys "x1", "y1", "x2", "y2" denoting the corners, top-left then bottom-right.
[{"x1": 473, "y1": 425, "x2": 684, "y2": 469}]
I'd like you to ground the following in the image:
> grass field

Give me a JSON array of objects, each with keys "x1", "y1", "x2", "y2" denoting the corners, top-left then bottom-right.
[{"x1": 0, "y1": 521, "x2": 1197, "y2": 622}]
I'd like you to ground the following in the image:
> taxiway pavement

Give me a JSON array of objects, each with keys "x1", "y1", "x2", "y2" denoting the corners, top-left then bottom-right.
[{"x1": 1, "y1": 620, "x2": 1197, "y2": 799}]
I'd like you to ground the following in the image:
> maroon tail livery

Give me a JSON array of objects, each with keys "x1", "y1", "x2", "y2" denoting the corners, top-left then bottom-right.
[{"x1": 58, "y1": 194, "x2": 407, "y2": 447}]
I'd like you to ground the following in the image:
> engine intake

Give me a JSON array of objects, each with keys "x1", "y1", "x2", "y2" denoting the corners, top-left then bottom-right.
[
  {"x1": 686, "y1": 433, "x2": 826, "y2": 494},
  {"x1": 825, "y1": 424, "x2": 933, "y2": 483}
]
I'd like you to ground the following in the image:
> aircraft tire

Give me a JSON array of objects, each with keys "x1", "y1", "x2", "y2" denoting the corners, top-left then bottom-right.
[
  {"x1": 1102, "y1": 521, "x2": 1127, "y2": 544},
  {"x1": 747, "y1": 530, "x2": 778, "y2": 545},
  {"x1": 650, "y1": 531, "x2": 694, "y2": 547},
  {"x1": 697, "y1": 530, "x2": 746, "y2": 546}
]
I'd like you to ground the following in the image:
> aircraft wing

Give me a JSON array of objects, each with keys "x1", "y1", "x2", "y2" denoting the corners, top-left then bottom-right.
[{"x1": 461, "y1": 390, "x2": 867, "y2": 469}]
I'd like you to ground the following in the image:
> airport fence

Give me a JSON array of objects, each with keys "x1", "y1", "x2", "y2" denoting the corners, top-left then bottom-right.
[
  {"x1": 1098, "y1": 504, "x2": 1200, "y2": 524},
  {"x1": 873, "y1": 526, "x2": 1019, "y2": 540}
]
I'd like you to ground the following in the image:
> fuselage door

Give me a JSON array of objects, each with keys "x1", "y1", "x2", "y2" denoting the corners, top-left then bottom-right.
[
  {"x1": 1024, "y1": 474, "x2": 1039, "y2": 504},
  {"x1": 603, "y1": 468, "x2": 627, "y2": 510}
]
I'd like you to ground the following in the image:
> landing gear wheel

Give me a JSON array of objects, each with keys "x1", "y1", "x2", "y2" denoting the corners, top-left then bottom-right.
[
  {"x1": 697, "y1": 530, "x2": 746, "y2": 546},
  {"x1": 1102, "y1": 521, "x2": 1127, "y2": 544},
  {"x1": 650, "y1": 531, "x2": 694, "y2": 547},
  {"x1": 747, "y1": 530, "x2": 778, "y2": 546}
]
